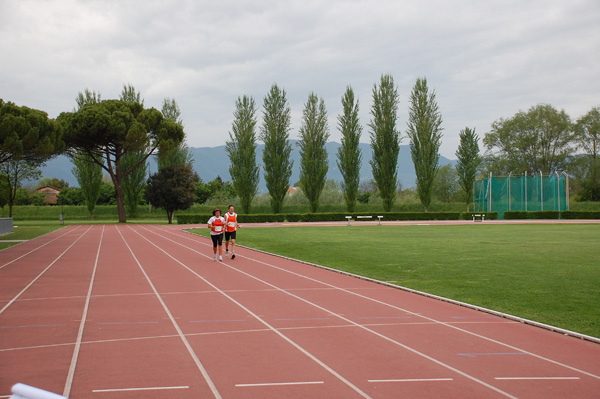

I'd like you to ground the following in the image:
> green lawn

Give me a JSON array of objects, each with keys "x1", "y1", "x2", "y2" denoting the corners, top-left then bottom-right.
[
  {"x1": 192, "y1": 224, "x2": 600, "y2": 338},
  {"x1": 0, "y1": 223, "x2": 64, "y2": 250}
]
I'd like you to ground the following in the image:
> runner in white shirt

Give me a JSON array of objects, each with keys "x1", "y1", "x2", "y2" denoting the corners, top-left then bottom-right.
[{"x1": 207, "y1": 208, "x2": 226, "y2": 261}]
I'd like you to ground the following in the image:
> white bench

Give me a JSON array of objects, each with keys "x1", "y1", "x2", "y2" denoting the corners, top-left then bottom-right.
[
  {"x1": 472, "y1": 213, "x2": 485, "y2": 222},
  {"x1": 346, "y1": 215, "x2": 384, "y2": 225}
]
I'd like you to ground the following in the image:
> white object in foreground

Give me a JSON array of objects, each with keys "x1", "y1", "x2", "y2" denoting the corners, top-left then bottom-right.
[{"x1": 11, "y1": 384, "x2": 67, "y2": 399}]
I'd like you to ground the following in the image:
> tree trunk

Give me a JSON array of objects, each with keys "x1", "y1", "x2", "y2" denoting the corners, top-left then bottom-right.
[{"x1": 114, "y1": 179, "x2": 127, "y2": 223}]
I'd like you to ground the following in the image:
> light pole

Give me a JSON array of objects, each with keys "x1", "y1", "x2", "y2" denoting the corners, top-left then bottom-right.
[{"x1": 59, "y1": 194, "x2": 63, "y2": 225}]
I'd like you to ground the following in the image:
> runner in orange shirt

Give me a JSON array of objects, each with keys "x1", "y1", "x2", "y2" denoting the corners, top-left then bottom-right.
[{"x1": 224, "y1": 204, "x2": 240, "y2": 259}]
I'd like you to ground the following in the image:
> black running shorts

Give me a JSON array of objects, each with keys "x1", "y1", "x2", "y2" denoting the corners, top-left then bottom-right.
[
  {"x1": 225, "y1": 231, "x2": 237, "y2": 241},
  {"x1": 211, "y1": 233, "x2": 223, "y2": 247}
]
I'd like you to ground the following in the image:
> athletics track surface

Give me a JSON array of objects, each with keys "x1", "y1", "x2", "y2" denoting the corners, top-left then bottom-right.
[{"x1": 0, "y1": 223, "x2": 599, "y2": 399}]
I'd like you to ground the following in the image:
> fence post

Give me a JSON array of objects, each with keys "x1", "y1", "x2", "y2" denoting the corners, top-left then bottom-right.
[
  {"x1": 525, "y1": 171, "x2": 528, "y2": 212},
  {"x1": 540, "y1": 171, "x2": 543, "y2": 211},
  {"x1": 508, "y1": 173, "x2": 512, "y2": 211},
  {"x1": 488, "y1": 172, "x2": 492, "y2": 212}
]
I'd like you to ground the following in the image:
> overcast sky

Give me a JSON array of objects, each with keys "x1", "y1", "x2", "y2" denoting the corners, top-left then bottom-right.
[{"x1": 1, "y1": 0, "x2": 599, "y2": 159}]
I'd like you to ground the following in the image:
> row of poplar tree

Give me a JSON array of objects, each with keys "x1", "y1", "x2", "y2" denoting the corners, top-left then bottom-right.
[
  {"x1": 3, "y1": 75, "x2": 597, "y2": 223},
  {"x1": 229, "y1": 75, "x2": 600, "y2": 214},
  {"x1": 1, "y1": 75, "x2": 479, "y2": 224},
  {"x1": 227, "y1": 74, "x2": 481, "y2": 215}
]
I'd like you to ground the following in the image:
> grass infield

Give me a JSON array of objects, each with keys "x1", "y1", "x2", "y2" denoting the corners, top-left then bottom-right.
[
  {"x1": 194, "y1": 224, "x2": 599, "y2": 338},
  {"x1": 0, "y1": 224, "x2": 63, "y2": 250}
]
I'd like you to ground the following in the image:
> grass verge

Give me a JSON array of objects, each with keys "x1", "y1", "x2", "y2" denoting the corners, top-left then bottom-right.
[
  {"x1": 0, "y1": 224, "x2": 64, "y2": 250},
  {"x1": 192, "y1": 224, "x2": 600, "y2": 338}
]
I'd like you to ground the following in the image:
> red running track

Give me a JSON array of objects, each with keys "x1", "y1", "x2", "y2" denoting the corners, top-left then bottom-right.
[{"x1": 0, "y1": 224, "x2": 599, "y2": 399}]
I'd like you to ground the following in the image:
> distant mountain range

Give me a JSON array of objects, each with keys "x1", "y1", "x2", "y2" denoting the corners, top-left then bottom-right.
[{"x1": 39, "y1": 141, "x2": 456, "y2": 192}]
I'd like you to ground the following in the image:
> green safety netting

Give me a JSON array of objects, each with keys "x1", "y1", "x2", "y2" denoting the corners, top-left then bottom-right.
[{"x1": 473, "y1": 172, "x2": 569, "y2": 219}]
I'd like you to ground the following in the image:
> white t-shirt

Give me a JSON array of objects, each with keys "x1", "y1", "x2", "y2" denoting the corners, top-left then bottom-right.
[{"x1": 207, "y1": 216, "x2": 226, "y2": 235}]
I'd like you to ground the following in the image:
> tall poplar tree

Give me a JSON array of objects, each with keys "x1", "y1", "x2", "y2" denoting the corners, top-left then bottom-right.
[
  {"x1": 298, "y1": 93, "x2": 329, "y2": 213},
  {"x1": 75, "y1": 89, "x2": 101, "y2": 110},
  {"x1": 226, "y1": 95, "x2": 260, "y2": 213},
  {"x1": 120, "y1": 150, "x2": 147, "y2": 218},
  {"x1": 70, "y1": 90, "x2": 103, "y2": 219},
  {"x1": 72, "y1": 152, "x2": 103, "y2": 219},
  {"x1": 119, "y1": 85, "x2": 147, "y2": 218},
  {"x1": 260, "y1": 84, "x2": 293, "y2": 214},
  {"x1": 158, "y1": 97, "x2": 193, "y2": 169},
  {"x1": 455, "y1": 127, "x2": 481, "y2": 210},
  {"x1": 337, "y1": 86, "x2": 362, "y2": 213},
  {"x1": 575, "y1": 106, "x2": 600, "y2": 200},
  {"x1": 368, "y1": 74, "x2": 400, "y2": 212},
  {"x1": 407, "y1": 77, "x2": 443, "y2": 212},
  {"x1": 120, "y1": 83, "x2": 144, "y2": 105}
]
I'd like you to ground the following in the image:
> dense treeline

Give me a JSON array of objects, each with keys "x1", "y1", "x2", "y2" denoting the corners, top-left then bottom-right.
[{"x1": 1, "y1": 76, "x2": 598, "y2": 221}]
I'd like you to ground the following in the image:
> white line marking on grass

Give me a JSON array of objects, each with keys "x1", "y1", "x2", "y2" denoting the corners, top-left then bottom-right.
[
  {"x1": 368, "y1": 378, "x2": 453, "y2": 383},
  {"x1": 64, "y1": 225, "x2": 104, "y2": 398},
  {"x1": 235, "y1": 381, "x2": 324, "y2": 387},
  {"x1": 0, "y1": 226, "x2": 93, "y2": 315},
  {"x1": 495, "y1": 377, "x2": 580, "y2": 380},
  {"x1": 92, "y1": 385, "x2": 189, "y2": 392}
]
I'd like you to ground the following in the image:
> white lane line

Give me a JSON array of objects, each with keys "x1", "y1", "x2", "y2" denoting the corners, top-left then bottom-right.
[
  {"x1": 116, "y1": 226, "x2": 223, "y2": 399},
  {"x1": 142, "y1": 226, "x2": 517, "y2": 399},
  {"x1": 0, "y1": 323, "x2": 66, "y2": 328},
  {"x1": 166, "y1": 228, "x2": 600, "y2": 381},
  {"x1": 129, "y1": 225, "x2": 373, "y2": 399},
  {"x1": 495, "y1": 377, "x2": 580, "y2": 380},
  {"x1": 274, "y1": 317, "x2": 330, "y2": 321},
  {"x1": 458, "y1": 352, "x2": 527, "y2": 358},
  {"x1": 92, "y1": 385, "x2": 189, "y2": 392},
  {"x1": 97, "y1": 321, "x2": 159, "y2": 325},
  {"x1": 63, "y1": 225, "x2": 104, "y2": 398},
  {"x1": 189, "y1": 319, "x2": 247, "y2": 323},
  {"x1": 368, "y1": 378, "x2": 454, "y2": 383},
  {"x1": 235, "y1": 381, "x2": 324, "y2": 387},
  {"x1": 0, "y1": 225, "x2": 93, "y2": 315},
  {"x1": 0, "y1": 225, "x2": 81, "y2": 270}
]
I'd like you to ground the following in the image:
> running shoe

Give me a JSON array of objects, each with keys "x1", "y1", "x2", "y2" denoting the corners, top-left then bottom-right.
[
  {"x1": 231, "y1": 254, "x2": 236, "y2": 260},
  {"x1": 219, "y1": 256, "x2": 223, "y2": 262}
]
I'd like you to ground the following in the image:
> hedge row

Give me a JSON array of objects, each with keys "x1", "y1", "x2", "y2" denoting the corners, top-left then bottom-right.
[
  {"x1": 504, "y1": 211, "x2": 600, "y2": 219},
  {"x1": 176, "y1": 211, "x2": 500, "y2": 224}
]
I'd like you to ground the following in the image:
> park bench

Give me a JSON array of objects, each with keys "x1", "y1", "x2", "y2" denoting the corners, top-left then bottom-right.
[
  {"x1": 472, "y1": 213, "x2": 485, "y2": 222},
  {"x1": 346, "y1": 215, "x2": 384, "y2": 226}
]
